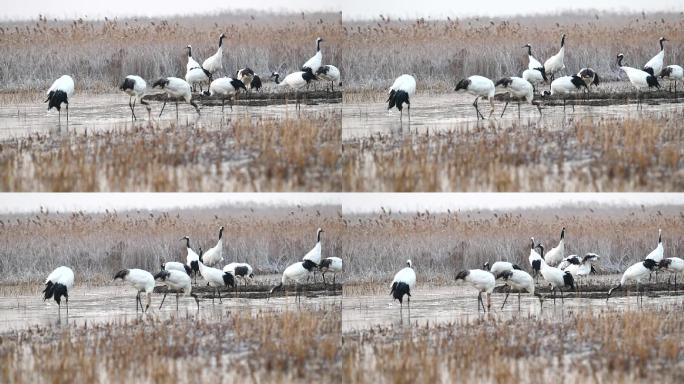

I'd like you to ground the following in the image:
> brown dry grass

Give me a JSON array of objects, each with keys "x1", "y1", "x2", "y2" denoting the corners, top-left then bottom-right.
[
  {"x1": 342, "y1": 11, "x2": 684, "y2": 90},
  {"x1": 0, "y1": 307, "x2": 341, "y2": 383},
  {"x1": 0, "y1": 204, "x2": 343, "y2": 284},
  {"x1": 343, "y1": 306, "x2": 684, "y2": 383},
  {"x1": 343, "y1": 115, "x2": 684, "y2": 192},
  {"x1": 0, "y1": 11, "x2": 343, "y2": 92},
  {"x1": 340, "y1": 204, "x2": 684, "y2": 284},
  {"x1": 0, "y1": 112, "x2": 341, "y2": 191}
]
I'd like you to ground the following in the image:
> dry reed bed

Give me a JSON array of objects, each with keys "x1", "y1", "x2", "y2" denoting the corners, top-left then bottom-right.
[
  {"x1": 0, "y1": 205, "x2": 343, "y2": 284},
  {"x1": 342, "y1": 12, "x2": 684, "y2": 90},
  {"x1": 343, "y1": 307, "x2": 684, "y2": 383},
  {"x1": 343, "y1": 115, "x2": 684, "y2": 191},
  {"x1": 0, "y1": 112, "x2": 341, "y2": 191},
  {"x1": 340, "y1": 205, "x2": 684, "y2": 284},
  {"x1": 0, "y1": 11, "x2": 343, "y2": 92},
  {"x1": 0, "y1": 308, "x2": 341, "y2": 383}
]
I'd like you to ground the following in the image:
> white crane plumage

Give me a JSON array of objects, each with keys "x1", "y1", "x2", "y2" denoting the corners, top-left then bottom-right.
[
  {"x1": 544, "y1": 34, "x2": 566, "y2": 81},
  {"x1": 607, "y1": 259, "x2": 659, "y2": 303},
  {"x1": 547, "y1": 75, "x2": 587, "y2": 111},
  {"x1": 659, "y1": 257, "x2": 684, "y2": 290},
  {"x1": 303, "y1": 228, "x2": 324, "y2": 282},
  {"x1": 152, "y1": 77, "x2": 200, "y2": 119},
  {"x1": 43, "y1": 266, "x2": 74, "y2": 318},
  {"x1": 201, "y1": 226, "x2": 225, "y2": 267},
  {"x1": 495, "y1": 76, "x2": 542, "y2": 118},
  {"x1": 528, "y1": 237, "x2": 543, "y2": 279},
  {"x1": 181, "y1": 236, "x2": 201, "y2": 282},
  {"x1": 302, "y1": 37, "x2": 323, "y2": 74},
  {"x1": 154, "y1": 269, "x2": 200, "y2": 311},
  {"x1": 483, "y1": 261, "x2": 522, "y2": 277},
  {"x1": 185, "y1": 66, "x2": 211, "y2": 94},
  {"x1": 205, "y1": 77, "x2": 246, "y2": 112},
  {"x1": 269, "y1": 260, "x2": 317, "y2": 302},
  {"x1": 577, "y1": 68, "x2": 600, "y2": 89},
  {"x1": 660, "y1": 65, "x2": 683, "y2": 95},
  {"x1": 186, "y1": 45, "x2": 201, "y2": 72},
  {"x1": 45, "y1": 75, "x2": 75, "y2": 127},
  {"x1": 236, "y1": 68, "x2": 256, "y2": 90},
  {"x1": 316, "y1": 65, "x2": 341, "y2": 92},
  {"x1": 319, "y1": 257, "x2": 342, "y2": 285},
  {"x1": 270, "y1": 71, "x2": 317, "y2": 110},
  {"x1": 223, "y1": 263, "x2": 254, "y2": 285},
  {"x1": 455, "y1": 75, "x2": 495, "y2": 120},
  {"x1": 198, "y1": 260, "x2": 234, "y2": 304},
  {"x1": 617, "y1": 53, "x2": 660, "y2": 109},
  {"x1": 391, "y1": 260, "x2": 416, "y2": 318},
  {"x1": 387, "y1": 74, "x2": 416, "y2": 124},
  {"x1": 523, "y1": 44, "x2": 548, "y2": 87},
  {"x1": 114, "y1": 268, "x2": 155, "y2": 313},
  {"x1": 543, "y1": 227, "x2": 566, "y2": 267},
  {"x1": 537, "y1": 244, "x2": 575, "y2": 304},
  {"x1": 120, "y1": 75, "x2": 150, "y2": 121},
  {"x1": 496, "y1": 269, "x2": 543, "y2": 310},
  {"x1": 161, "y1": 260, "x2": 192, "y2": 275},
  {"x1": 643, "y1": 37, "x2": 667, "y2": 77},
  {"x1": 202, "y1": 33, "x2": 226, "y2": 79},
  {"x1": 563, "y1": 253, "x2": 599, "y2": 293},
  {"x1": 455, "y1": 269, "x2": 496, "y2": 312}
]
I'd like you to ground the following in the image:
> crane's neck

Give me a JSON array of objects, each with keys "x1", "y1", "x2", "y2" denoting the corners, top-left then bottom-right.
[
  {"x1": 526, "y1": 46, "x2": 532, "y2": 56},
  {"x1": 660, "y1": 39, "x2": 665, "y2": 51},
  {"x1": 617, "y1": 56, "x2": 624, "y2": 67},
  {"x1": 317, "y1": 230, "x2": 322, "y2": 243},
  {"x1": 184, "y1": 238, "x2": 191, "y2": 248},
  {"x1": 187, "y1": 47, "x2": 192, "y2": 57},
  {"x1": 218, "y1": 35, "x2": 225, "y2": 48},
  {"x1": 316, "y1": 39, "x2": 321, "y2": 52},
  {"x1": 219, "y1": 227, "x2": 224, "y2": 240},
  {"x1": 560, "y1": 35, "x2": 565, "y2": 48}
]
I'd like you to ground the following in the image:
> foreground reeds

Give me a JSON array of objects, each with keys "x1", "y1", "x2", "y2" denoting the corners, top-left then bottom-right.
[
  {"x1": 0, "y1": 204, "x2": 343, "y2": 284},
  {"x1": 0, "y1": 308, "x2": 341, "y2": 383},
  {"x1": 0, "y1": 112, "x2": 341, "y2": 191},
  {"x1": 341, "y1": 204, "x2": 684, "y2": 284},
  {"x1": 343, "y1": 115, "x2": 684, "y2": 192},
  {"x1": 343, "y1": 306, "x2": 684, "y2": 383}
]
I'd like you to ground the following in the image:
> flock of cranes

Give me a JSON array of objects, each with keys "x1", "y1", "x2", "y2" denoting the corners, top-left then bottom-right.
[
  {"x1": 390, "y1": 228, "x2": 683, "y2": 316},
  {"x1": 387, "y1": 35, "x2": 684, "y2": 123},
  {"x1": 44, "y1": 35, "x2": 342, "y2": 127},
  {"x1": 42, "y1": 227, "x2": 342, "y2": 318}
]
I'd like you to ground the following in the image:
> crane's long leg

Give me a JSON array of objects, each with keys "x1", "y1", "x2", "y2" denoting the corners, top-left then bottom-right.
[
  {"x1": 176, "y1": 293, "x2": 179, "y2": 311},
  {"x1": 135, "y1": 292, "x2": 140, "y2": 312},
  {"x1": 500, "y1": 100, "x2": 508, "y2": 118},
  {"x1": 159, "y1": 293, "x2": 168, "y2": 309},
  {"x1": 66, "y1": 297, "x2": 69, "y2": 318},
  {"x1": 518, "y1": 102, "x2": 521, "y2": 120},
  {"x1": 159, "y1": 98, "x2": 167, "y2": 117},
  {"x1": 175, "y1": 101, "x2": 179, "y2": 122},
  {"x1": 58, "y1": 109, "x2": 61, "y2": 128},
  {"x1": 559, "y1": 288, "x2": 564, "y2": 303},
  {"x1": 66, "y1": 104, "x2": 69, "y2": 128},
  {"x1": 407, "y1": 295, "x2": 411, "y2": 320},
  {"x1": 473, "y1": 96, "x2": 484, "y2": 120},
  {"x1": 501, "y1": 290, "x2": 510, "y2": 310},
  {"x1": 518, "y1": 292, "x2": 521, "y2": 312},
  {"x1": 218, "y1": 287, "x2": 222, "y2": 304},
  {"x1": 552, "y1": 287, "x2": 556, "y2": 305}
]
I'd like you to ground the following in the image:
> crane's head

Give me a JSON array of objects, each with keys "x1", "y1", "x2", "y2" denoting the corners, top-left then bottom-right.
[
  {"x1": 154, "y1": 270, "x2": 170, "y2": 281},
  {"x1": 529, "y1": 237, "x2": 535, "y2": 249},
  {"x1": 406, "y1": 259, "x2": 413, "y2": 268},
  {"x1": 660, "y1": 37, "x2": 668, "y2": 43},
  {"x1": 482, "y1": 262, "x2": 490, "y2": 271},
  {"x1": 219, "y1": 33, "x2": 226, "y2": 39},
  {"x1": 113, "y1": 269, "x2": 129, "y2": 281},
  {"x1": 616, "y1": 53, "x2": 625, "y2": 66},
  {"x1": 496, "y1": 270, "x2": 513, "y2": 280},
  {"x1": 522, "y1": 43, "x2": 531, "y2": 49},
  {"x1": 317, "y1": 37, "x2": 324, "y2": 43}
]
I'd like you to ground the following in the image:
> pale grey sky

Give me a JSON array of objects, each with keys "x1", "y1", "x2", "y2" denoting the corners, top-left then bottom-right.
[{"x1": 3, "y1": 0, "x2": 682, "y2": 21}]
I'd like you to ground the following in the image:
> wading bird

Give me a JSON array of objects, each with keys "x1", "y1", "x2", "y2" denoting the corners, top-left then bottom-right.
[
  {"x1": 543, "y1": 227, "x2": 566, "y2": 267},
  {"x1": 607, "y1": 259, "x2": 659, "y2": 304},
  {"x1": 269, "y1": 260, "x2": 317, "y2": 302},
  {"x1": 186, "y1": 45, "x2": 201, "y2": 72},
  {"x1": 198, "y1": 261, "x2": 234, "y2": 304},
  {"x1": 43, "y1": 266, "x2": 74, "y2": 318},
  {"x1": 455, "y1": 269, "x2": 496, "y2": 312},
  {"x1": 577, "y1": 68, "x2": 600, "y2": 89},
  {"x1": 319, "y1": 257, "x2": 342, "y2": 284},
  {"x1": 547, "y1": 76, "x2": 587, "y2": 111},
  {"x1": 251, "y1": 74, "x2": 262, "y2": 92},
  {"x1": 161, "y1": 260, "x2": 192, "y2": 276},
  {"x1": 236, "y1": 68, "x2": 256, "y2": 90},
  {"x1": 497, "y1": 269, "x2": 543, "y2": 311},
  {"x1": 387, "y1": 74, "x2": 416, "y2": 125},
  {"x1": 523, "y1": 44, "x2": 548, "y2": 87},
  {"x1": 563, "y1": 253, "x2": 600, "y2": 293},
  {"x1": 483, "y1": 261, "x2": 522, "y2": 277},
  {"x1": 223, "y1": 263, "x2": 254, "y2": 285},
  {"x1": 114, "y1": 268, "x2": 155, "y2": 313},
  {"x1": 202, "y1": 33, "x2": 226, "y2": 80},
  {"x1": 316, "y1": 65, "x2": 341, "y2": 92},
  {"x1": 645, "y1": 228, "x2": 664, "y2": 282},
  {"x1": 181, "y1": 236, "x2": 201, "y2": 283},
  {"x1": 659, "y1": 257, "x2": 684, "y2": 291},
  {"x1": 205, "y1": 77, "x2": 246, "y2": 112},
  {"x1": 152, "y1": 77, "x2": 200, "y2": 120},
  {"x1": 120, "y1": 75, "x2": 150, "y2": 121},
  {"x1": 271, "y1": 71, "x2": 317, "y2": 110},
  {"x1": 617, "y1": 53, "x2": 659, "y2": 109},
  {"x1": 537, "y1": 244, "x2": 575, "y2": 304},
  {"x1": 154, "y1": 269, "x2": 200, "y2": 311},
  {"x1": 660, "y1": 65, "x2": 683, "y2": 95},
  {"x1": 544, "y1": 34, "x2": 566, "y2": 81},
  {"x1": 201, "y1": 226, "x2": 225, "y2": 267},
  {"x1": 45, "y1": 75, "x2": 75, "y2": 128},
  {"x1": 185, "y1": 66, "x2": 211, "y2": 94},
  {"x1": 643, "y1": 37, "x2": 667, "y2": 77},
  {"x1": 455, "y1": 76, "x2": 495, "y2": 120},
  {"x1": 302, "y1": 37, "x2": 324, "y2": 74},
  {"x1": 528, "y1": 237, "x2": 543, "y2": 280},
  {"x1": 303, "y1": 228, "x2": 324, "y2": 282},
  {"x1": 495, "y1": 76, "x2": 542, "y2": 118},
  {"x1": 391, "y1": 260, "x2": 416, "y2": 319}
]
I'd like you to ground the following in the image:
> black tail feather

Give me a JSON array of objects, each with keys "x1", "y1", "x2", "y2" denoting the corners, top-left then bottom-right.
[
  {"x1": 387, "y1": 90, "x2": 409, "y2": 111},
  {"x1": 44, "y1": 282, "x2": 67, "y2": 304},
  {"x1": 646, "y1": 75, "x2": 660, "y2": 88},
  {"x1": 223, "y1": 272, "x2": 235, "y2": 287},
  {"x1": 46, "y1": 90, "x2": 68, "y2": 111},
  {"x1": 390, "y1": 282, "x2": 411, "y2": 304}
]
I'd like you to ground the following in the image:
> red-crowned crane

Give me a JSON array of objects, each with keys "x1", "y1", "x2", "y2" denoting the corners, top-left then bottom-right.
[
  {"x1": 537, "y1": 244, "x2": 575, "y2": 305},
  {"x1": 198, "y1": 260, "x2": 234, "y2": 304},
  {"x1": 269, "y1": 260, "x2": 317, "y2": 302},
  {"x1": 607, "y1": 259, "x2": 659, "y2": 305},
  {"x1": 120, "y1": 75, "x2": 150, "y2": 121},
  {"x1": 201, "y1": 226, "x2": 225, "y2": 267},
  {"x1": 301, "y1": 37, "x2": 323, "y2": 74},
  {"x1": 45, "y1": 75, "x2": 75, "y2": 128},
  {"x1": 660, "y1": 65, "x2": 683, "y2": 95},
  {"x1": 316, "y1": 65, "x2": 341, "y2": 92},
  {"x1": 494, "y1": 76, "x2": 542, "y2": 118},
  {"x1": 202, "y1": 33, "x2": 226, "y2": 80},
  {"x1": 388, "y1": 74, "x2": 416, "y2": 124},
  {"x1": 391, "y1": 259, "x2": 416, "y2": 319},
  {"x1": 319, "y1": 257, "x2": 342, "y2": 284},
  {"x1": 643, "y1": 37, "x2": 667, "y2": 77},
  {"x1": 455, "y1": 269, "x2": 496, "y2": 312},
  {"x1": 496, "y1": 269, "x2": 543, "y2": 311},
  {"x1": 544, "y1": 34, "x2": 566, "y2": 81},
  {"x1": 43, "y1": 266, "x2": 74, "y2": 318},
  {"x1": 114, "y1": 268, "x2": 155, "y2": 313},
  {"x1": 455, "y1": 76, "x2": 495, "y2": 120},
  {"x1": 152, "y1": 77, "x2": 200, "y2": 120},
  {"x1": 617, "y1": 53, "x2": 660, "y2": 109},
  {"x1": 154, "y1": 269, "x2": 200, "y2": 311}
]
